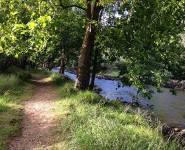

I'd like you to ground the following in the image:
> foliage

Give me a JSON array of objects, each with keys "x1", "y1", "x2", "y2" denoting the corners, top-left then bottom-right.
[
  {"x1": 97, "y1": 0, "x2": 185, "y2": 97},
  {"x1": 0, "y1": 0, "x2": 84, "y2": 70},
  {"x1": 1, "y1": 0, "x2": 185, "y2": 94}
]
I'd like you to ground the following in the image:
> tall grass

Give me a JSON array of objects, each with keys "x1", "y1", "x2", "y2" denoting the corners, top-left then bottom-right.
[
  {"x1": 52, "y1": 79, "x2": 179, "y2": 150},
  {"x1": 50, "y1": 73, "x2": 69, "y2": 86},
  {"x1": 0, "y1": 75, "x2": 21, "y2": 95},
  {"x1": 0, "y1": 67, "x2": 34, "y2": 149},
  {"x1": 5, "y1": 66, "x2": 32, "y2": 81},
  {"x1": 28, "y1": 68, "x2": 52, "y2": 77}
]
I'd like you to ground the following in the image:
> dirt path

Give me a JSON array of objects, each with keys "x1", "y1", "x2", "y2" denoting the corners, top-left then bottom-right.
[{"x1": 9, "y1": 76, "x2": 58, "y2": 150}]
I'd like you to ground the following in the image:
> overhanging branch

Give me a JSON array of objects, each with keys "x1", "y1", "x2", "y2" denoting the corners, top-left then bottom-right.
[{"x1": 58, "y1": 0, "x2": 86, "y2": 11}]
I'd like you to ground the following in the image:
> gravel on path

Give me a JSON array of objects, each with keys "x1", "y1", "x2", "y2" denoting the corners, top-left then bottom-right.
[{"x1": 9, "y1": 76, "x2": 58, "y2": 150}]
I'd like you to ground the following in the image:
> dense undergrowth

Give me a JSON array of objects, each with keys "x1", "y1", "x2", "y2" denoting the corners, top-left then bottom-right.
[
  {"x1": 52, "y1": 73, "x2": 179, "y2": 150},
  {"x1": 0, "y1": 66, "x2": 34, "y2": 149}
]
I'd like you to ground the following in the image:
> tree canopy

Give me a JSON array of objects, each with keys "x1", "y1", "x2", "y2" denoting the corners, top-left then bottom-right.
[{"x1": 0, "y1": 0, "x2": 185, "y2": 96}]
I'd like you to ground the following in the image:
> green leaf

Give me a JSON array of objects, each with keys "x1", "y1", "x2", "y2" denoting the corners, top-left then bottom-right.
[
  {"x1": 28, "y1": 21, "x2": 37, "y2": 29},
  {"x1": 0, "y1": 46, "x2": 3, "y2": 53},
  {"x1": 15, "y1": 53, "x2": 19, "y2": 58},
  {"x1": 14, "y1": 24, "x2": 24, "y2": 28},
  {"x1": 45, "y1": 15, "x2": 51, "y2": 21},
  {"x1": 10, "y1": 11, "x2": 18, "y2": 16},
  {"x1": 20, "y1": 30, "x2": 29, "y2": 34},
  {"x1": 42, "y1": 23, "x2": 46, "y2": 28}
]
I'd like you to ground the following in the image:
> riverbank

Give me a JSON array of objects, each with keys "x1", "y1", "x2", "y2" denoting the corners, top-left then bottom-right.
[
  {"x1": 66, "y1": 69, "x2": 120, "y2": 81},
  {"x1": 52, "y1": 73, "x2": 180, "y2": 149},
  {"x1": 63, "y1": 69, "x2": 185, "y2": 127},
  {"x1": 53, "y1": 69, "x2": 185, "y2": 148},
  {"x1": 66, "y1": 69, "x2": 185, "y2": 91}
]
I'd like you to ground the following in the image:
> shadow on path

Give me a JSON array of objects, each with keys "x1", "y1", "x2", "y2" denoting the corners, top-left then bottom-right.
[{"x1": 9, "y1": 75, "x2": 58, "y2": 150}]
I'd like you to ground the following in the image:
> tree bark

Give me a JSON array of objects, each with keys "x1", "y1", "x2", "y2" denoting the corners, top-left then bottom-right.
[
  {"x1": 89, "y1": 47, "x2": 98, "y2": 90},
  {"x1": 19, "y1": 55, "x2": 27, "y2": 69},
  {"x1": 59, "y1": 49, "x2": 65, "y2": 74},
  {"x1": 75, "y1": 0, "x2": 103, "y2": 90}
]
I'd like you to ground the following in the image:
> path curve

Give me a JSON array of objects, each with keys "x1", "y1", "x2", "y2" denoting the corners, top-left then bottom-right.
[{"x1": 9, "y1": 76, "x2": 57, "y2": 150}]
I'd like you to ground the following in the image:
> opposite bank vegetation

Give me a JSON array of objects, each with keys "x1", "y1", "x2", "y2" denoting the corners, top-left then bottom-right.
[{"x1": 0, "y1": 67, "x2": 183, "y2": 150}]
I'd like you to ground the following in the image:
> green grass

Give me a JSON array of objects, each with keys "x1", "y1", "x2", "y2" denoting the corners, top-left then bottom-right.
[
  {"x1": 0, "y1": 68, "x2": 35, "y2": 149},
  {"x1": 50, "y1": 72, "x2": 69, "y2": 86},
  {"x1": 50, "y1": 75, "x2": 179, "y2": 150},
  {"x1": 5, "y1": 66, "x2": 32, "y2": 81},
  {"x1": 0, "y1": 75, "x2": 21, "y2": 95},
  {"x1": 28, "y1": 68, "x2": 52, "y2": 77}
]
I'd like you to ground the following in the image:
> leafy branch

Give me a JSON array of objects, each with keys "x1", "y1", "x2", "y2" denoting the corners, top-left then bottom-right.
[{"x1": 57, "y1": 0, "x2": 86, "y2": 11}]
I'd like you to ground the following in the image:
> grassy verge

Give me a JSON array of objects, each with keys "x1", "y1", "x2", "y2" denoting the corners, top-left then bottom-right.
[
  {"x1": 50, "y1": 73, "x2": 179, "y2": 150},
  {"x1": 0, "y1": 68, "x2": 35, "y2": 149},
  {"x1": 28, "y1": 68, "x2": 52, "y2": 77}
]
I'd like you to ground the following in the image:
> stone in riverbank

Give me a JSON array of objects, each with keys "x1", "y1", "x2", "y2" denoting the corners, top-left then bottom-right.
[
  {"x1": 94, "y1": 87, "x2": 102, "y2": 94},
  {"x1": 161, "y1": 125, "x2": 185, "y2": 148},
  {"x1": 161, "y1": 125, "x2": 172, "y2": 136},
  {"x1": 163, "y1": 80, "x2": 185, "y2": 91},
  {"x1": 174, "y1": 127, "x2": 181, "y2": 132},
  {"x1": 181, "y1": 138, "x2": 185, "y2": 147},
  {"x1": 180, "y1": 129, "x2": 185, "y2": 137},
  {"x1": 179, "y1": 130, "x2": 185, "y2": 147}
]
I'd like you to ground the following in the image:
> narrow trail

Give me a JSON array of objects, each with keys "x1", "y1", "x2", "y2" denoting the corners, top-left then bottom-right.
[{"x1": 9, "y1": 76, "x2": 58, "y2": 150}]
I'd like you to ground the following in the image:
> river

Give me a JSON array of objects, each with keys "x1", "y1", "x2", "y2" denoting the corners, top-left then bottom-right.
[{"x1": 52, "y1": 69, "x2": 185, "y2": 128}]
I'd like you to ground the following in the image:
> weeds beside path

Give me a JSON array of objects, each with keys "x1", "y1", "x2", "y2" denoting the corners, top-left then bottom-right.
[{"x1": 9, "y1": 75, "x2": 58, "y2": 150}]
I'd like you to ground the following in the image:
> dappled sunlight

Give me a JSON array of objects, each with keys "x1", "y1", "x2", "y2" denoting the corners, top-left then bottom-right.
[
  {"x1": 0, "y1": 0, "x2": 184, "y2": 149},
  {"x1": 32, "y1": 77, "x2": 52, "y2": 83},
  {"x1": 31, "y1": 75, "x2": 53, "y2": 85},
  {"x1": 9, "y1": 77, "x2": 59, "y2": 150}
]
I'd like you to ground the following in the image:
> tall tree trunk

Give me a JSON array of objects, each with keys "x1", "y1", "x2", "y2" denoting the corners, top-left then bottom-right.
[
  {"x1": 75, "y1": 0, "x2": 103, "y2": 90},
  {"x1": 59, "y1": 49, "x2": 65, "y2": 74},
  {"x1": 20, "y1": 55, "x2": 27, "y2": 69},
  {"x1": 89, "y1": 47, "x2": 98, "y2": 90},
  {"x1": 75, "y1": 24, "x2": 95, "y2": 89}
]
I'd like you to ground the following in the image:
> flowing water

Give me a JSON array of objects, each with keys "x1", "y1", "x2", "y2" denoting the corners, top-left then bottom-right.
[{"x1": 52, "y1": 69, "x2": 185, "y2": 127}]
